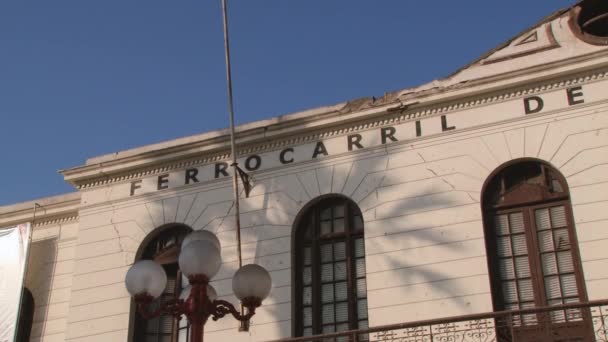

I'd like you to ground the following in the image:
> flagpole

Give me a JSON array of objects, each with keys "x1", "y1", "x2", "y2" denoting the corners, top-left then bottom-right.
[{"x1": 220, "y1": 0, "x2": 248, "y2": 331}]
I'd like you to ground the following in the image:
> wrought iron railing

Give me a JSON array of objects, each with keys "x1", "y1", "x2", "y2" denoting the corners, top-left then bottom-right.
[{"x1": 272, "y1": 299, "x2": 608, "y2": 342}]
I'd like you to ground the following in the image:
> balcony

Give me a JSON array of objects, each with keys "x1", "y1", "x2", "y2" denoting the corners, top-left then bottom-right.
[{"x1": 273, "y1": 299, "x2": 608, "y2": 342}]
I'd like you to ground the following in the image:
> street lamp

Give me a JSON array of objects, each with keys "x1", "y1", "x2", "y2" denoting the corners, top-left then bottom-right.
[{"x1": 125, "y1": 230, "x2": 272, "y2": 342}]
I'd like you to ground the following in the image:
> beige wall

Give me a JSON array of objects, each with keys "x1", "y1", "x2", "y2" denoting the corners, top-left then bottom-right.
[
  {"x1": 0, "y1": 193, "x2": 80, "y2": 342},
  {"x1": 1, "y1": 11, "x2": 606, "y2": 339},
  {"x1": 27, "y1": 220, "x2": 79, "y2": 342},
  {"x1": 56, "y1": 72, "x2": 608, "y2": 341}
]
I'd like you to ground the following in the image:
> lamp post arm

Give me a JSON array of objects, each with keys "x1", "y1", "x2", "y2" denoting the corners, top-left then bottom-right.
[
  {"x1": 211, "y1": 299, "x2": 256, "y2": 322},
  {"x1": 135, "y1": 296, "x2": 185, "y2": 320}
]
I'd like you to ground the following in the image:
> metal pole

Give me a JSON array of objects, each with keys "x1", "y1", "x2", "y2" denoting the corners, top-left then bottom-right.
[
  {"x1": 220, "y1": 0, "x2": 247, "y2": 330},
  {"x1": 190, "y1": 314, "x2": 204, "y2": 342},
  {"x1": 189, "y1": 283, "x2": 207, "y2": 342}
]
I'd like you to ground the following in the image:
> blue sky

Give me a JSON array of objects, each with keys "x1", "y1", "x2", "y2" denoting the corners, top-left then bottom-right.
[{"x1": 0, "y1": 1, "x2": 574, "y2": 206}]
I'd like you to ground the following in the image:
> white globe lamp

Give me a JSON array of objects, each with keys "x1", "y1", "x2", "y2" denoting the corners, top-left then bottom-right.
[
  {"x1": 125, "y1": 260, "x2": 167, "y2": 299},
  {"x1": 182, "y1": 230, "x2": 221, "y2": 252},
  {"x1": 232, "y1": 264, "x2": 272, "y2": 305},
  {"x1": 178, "y1": 239, "x2": 222, "y2": 279}
]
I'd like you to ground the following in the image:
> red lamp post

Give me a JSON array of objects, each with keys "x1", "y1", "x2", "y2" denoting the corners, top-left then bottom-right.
[{"x1": 125, "y1": 231, "x2": 272, "y2": 342}]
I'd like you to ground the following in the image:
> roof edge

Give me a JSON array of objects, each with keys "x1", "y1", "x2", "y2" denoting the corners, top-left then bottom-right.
[
  {"x1": 60, "y1": 49, "x2": 608, "y2": 187},
  {"x1": 0, "y1": 192, "x2": 81, "y2": 228}
]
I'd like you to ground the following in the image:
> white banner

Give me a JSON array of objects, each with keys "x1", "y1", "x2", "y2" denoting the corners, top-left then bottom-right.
[{"x1": 0, "y1": 224, "x2": 31, "y2": 342}]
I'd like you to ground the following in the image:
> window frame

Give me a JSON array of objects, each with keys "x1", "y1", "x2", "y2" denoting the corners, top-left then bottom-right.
[
  {"x1": 132, "y1": 225, "x2": 192, "y2": 342},
  {"x1": 293, "y1": 197, "x2": 367, "y2": 337},
  {"x1": 485, "y1": 201, "x2": 588, "y2": 311},
  {"x1": 481, "y1": 159, "x2": 590, "y2": 338}
]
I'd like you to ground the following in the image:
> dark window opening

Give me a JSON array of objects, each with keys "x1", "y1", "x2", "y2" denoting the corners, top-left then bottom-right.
[
  {"x1": 134, "y1": 225, "x2": 192, "y2": 342},
  {"x1": 577, "y1": 0, "x2": 608, "y2": 37},
  {"x1": 294, "y1": 197, "x2": 368, "y2": 339},
  {"x1": 570, "y1": 0, "x2": 608, "y2": 45},
  {"x1": 484, "y1": 161, "x2": 568, "y2": 208},
  {"x1": 482, "y1": 160, "x2": 591, "y2": 340}
]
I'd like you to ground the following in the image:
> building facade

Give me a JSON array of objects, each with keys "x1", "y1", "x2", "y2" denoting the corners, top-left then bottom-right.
[{"x1": 1, "y1": 1, "x2": 608, "y2": 341}]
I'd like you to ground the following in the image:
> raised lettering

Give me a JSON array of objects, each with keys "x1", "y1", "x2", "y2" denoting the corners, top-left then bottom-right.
[
  {"x1": 157, "y1": 174, "x2": 169, "y2": 190},
  {"x1": 215, "y1": 162, "x2": 229, "y2": 178},
  {"x1": 567, "y1": 86, "x2": 584, "y2": 106},
  {"x1": 524, "y1": 96, "x2": 544, "y2": 114},
  {"x1": 348, "y1": 134, "x2": 363, "y2": 151},
  {"x1": 185, "y1": 168, "x2": 199, "y2": 185},
  {"x1": 441, "y1": 115, "x2": 455, "y2": 131},
  {"x1": 312, "y1": 141, "x2": 328, "y2": 158},
  {"x1": 381, "y1": 126, "x2": 397, "y2": 144},
  {"x1": 280, "y1": 148, "x2": 294, "y2": 164},
  {"x1": 245, "y1": 155, "x2": 262, "y2": 171},
  {"x1": 130, "y1": 180, "x2": 142, "y2": 196}
]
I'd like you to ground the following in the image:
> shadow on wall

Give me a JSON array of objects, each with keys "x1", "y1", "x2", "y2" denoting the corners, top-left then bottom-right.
[
  {"x1": 132, "y1": 148, "x2": 486, "y2": 337},
  {"x1": 25, "y1": 238, "x2": 58, "y2": 340},
  {"x1": 361, "y1": 186, "x2": 481, "y2": 316},
  {"x1": 243, "y1": 152, "x2": 484, "y2": 328},
  {"x1": 135, "y1": 190, "x2": 293, "y2": 338}
]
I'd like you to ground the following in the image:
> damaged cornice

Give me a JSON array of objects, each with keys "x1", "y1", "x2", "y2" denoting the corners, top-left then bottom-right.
[
  {"x1": 0, "y1": 192, "x2": 81, "y2": 228},
  {"x1": 62, "y1": 62, "x2": 608, "y2": 191},
  {"x1": 59, "y1": 1, "x2": 608, "y2": 190}
]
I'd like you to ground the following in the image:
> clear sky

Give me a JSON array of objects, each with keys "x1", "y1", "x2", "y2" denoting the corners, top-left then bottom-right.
[{"x1": 0, "y1": 0, "x2": 574, "y2": 206}]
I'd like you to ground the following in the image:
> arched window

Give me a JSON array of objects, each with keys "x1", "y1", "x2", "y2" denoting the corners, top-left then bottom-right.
[
  {"x1": 482, "y1": 160, "x2": 589, "y2": 339},
  {"x1": 134, "y1": 225, "x2": 191, "y2": 342},
  {"x1": 294, "y1": 197, "x2": 368, "y2": 337}
]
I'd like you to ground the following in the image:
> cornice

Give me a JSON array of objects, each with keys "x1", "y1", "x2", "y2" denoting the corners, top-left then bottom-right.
[
  {"x1": 60, "y1": 104, "x2": 347, "y2": 181},
  {"x1": 32, "y1": 214, "x2": 79, "y2": 228},
  {"x1": 67, "y1": 66, "x2": 608, "y2": 191},
  {"x1": 243, "y1": 67, "x2": 608, "y2": 155},
  {"x1": 0, "y1": 193, "x2": 81, "y2": 229}
]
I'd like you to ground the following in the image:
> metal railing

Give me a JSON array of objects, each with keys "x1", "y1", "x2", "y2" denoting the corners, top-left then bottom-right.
[{"x1": 272, "y1": 299, "x2": 608, "y2": 342}]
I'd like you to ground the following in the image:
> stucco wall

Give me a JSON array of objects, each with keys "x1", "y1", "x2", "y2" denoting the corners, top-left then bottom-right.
[
  {"x1": 0, "y1": 193, "x2": 79, "y2": 342},
  {"x1": 25, "y1": 219, "x2": 79, "y2": 342},
  {"x1": 58, "y1": 73, "x2": 608, "y2": 341}
]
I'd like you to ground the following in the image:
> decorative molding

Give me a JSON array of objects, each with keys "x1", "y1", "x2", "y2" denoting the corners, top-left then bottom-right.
[
  {"x1": 482, "y1": 23, "x2": 560, "y2": 65},
  {"x1": 33, "y1": 214, "x2": 79, "y2": 228},
  {"x1": 0, "y1": 193, "x2": 81, "y2": 229},
  {"x1": 516, "y1": 31, "x2": 539, "y2": 46},
  {"x1": 78, "y1": 151, "x2": 231, "y2": 189},
  {"x1": 74, "y1": 68, "x2": 608, "y2": 190}
]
